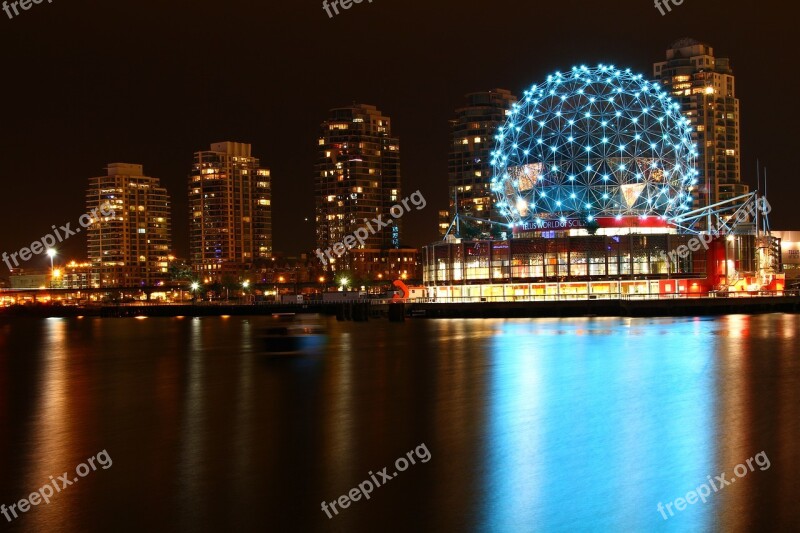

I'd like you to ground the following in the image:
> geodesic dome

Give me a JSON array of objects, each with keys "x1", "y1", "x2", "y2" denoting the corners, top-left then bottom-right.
[{"x1": 491, "y1": 64, "x2": 698, "y2": 226}]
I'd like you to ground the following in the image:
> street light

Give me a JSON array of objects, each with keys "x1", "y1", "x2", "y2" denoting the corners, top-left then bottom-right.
[
  {"x1": 242, "y1": 280, "x2": 250, "y2": 304},
  {"x1": 46, "y1": 249, "x2": 57, "y2": 289}
]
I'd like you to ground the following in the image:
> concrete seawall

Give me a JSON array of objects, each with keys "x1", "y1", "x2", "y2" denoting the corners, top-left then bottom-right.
[
  {"x1": 405, "y1": 295, "x2": 800, "y2": 318},
  {"x1": 2, "y1": 295, "x2": 799, "y2": 319}
]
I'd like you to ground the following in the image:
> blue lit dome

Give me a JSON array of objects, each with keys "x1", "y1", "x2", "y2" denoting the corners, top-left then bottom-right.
[{"x1": 491, "y1": 64, "x2": 698, "y2": 225}]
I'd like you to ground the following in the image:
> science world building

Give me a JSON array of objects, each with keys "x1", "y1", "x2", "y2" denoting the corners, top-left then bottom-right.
[{"x1": 423, "y1": 65, "x2": 782, "y2": 301}]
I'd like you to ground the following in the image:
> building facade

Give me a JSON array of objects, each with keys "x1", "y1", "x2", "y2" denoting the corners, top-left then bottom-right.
[
  {"x1": 772, "y1": 231, "x2": 800, "y2": 282},
  {"x1": 314, "y1": 104, "x2": 402, "y2": 272},
  {"x1": 189, "y1": 142, "x2": 272, "y2": 281},
  {"x1": 654, "y1": 39, "x2": 748, "y2": 209},
  {"x1": 446, "y1": 89, "x2": 516, "y2": 237},
  {"x1": 421, "y1": 230, "x2": 786, "y2": 301},
  {"x1": 87, "y1": 163, "x2": 172, "y2": 287}
]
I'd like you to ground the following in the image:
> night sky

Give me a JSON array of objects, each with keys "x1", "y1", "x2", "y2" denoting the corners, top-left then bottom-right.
[{"x1": 0, "y1": 0, "x2": 795, "y2": 266}]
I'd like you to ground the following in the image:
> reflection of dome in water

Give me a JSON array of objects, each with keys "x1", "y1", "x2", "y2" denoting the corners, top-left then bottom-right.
[{"x1": 491, "y1": 64, "x2": 698, "y2": 226}]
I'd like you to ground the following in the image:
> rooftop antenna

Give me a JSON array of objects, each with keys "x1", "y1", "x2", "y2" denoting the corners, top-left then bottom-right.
[
  {"x1": 444, "y1": 187, "x2": 461, "y2": 239},
  {"x1": 756, "y1": 162, "x2": 760, "y2": 237},
  {"x1": 763, "y1": 167, "x2": 770, "y2": 234}
]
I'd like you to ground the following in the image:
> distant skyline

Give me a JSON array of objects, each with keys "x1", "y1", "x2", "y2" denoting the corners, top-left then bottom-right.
[{"x1": 0, "y1": 0, "x2": 795, "y2": 265}]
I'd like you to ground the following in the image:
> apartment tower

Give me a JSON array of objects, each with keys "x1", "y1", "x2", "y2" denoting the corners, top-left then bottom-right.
[
  {"x1": 86, "y1": 163, "x2": 172, "y2": 287},
  {"x1": 654, "y1": 39, "x2": 748, "y2": 209},
  {"x1": 188, "y1": 142, "x2": 272, "y2": 280},
  {"x1": 315, "y1": 104, "x2": 401, "y2": 271},
  {"x1": 446, "y1": 89, "x2": 517, "y2": 237}
]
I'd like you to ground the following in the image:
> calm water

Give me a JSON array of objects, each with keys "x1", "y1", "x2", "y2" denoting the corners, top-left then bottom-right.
[{"x1": 0, "y1": 314, "x2": 798, "y2": 532}]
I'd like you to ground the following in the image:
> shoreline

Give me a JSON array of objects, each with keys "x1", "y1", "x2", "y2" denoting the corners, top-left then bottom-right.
[{"x1": 2, "y1": 294, "x2": 800, "y2": 319}]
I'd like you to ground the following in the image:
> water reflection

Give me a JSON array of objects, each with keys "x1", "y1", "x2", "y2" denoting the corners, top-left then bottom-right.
[
  {"x1": 480, "y1": 318, "x2": 717, "y2": 532},
  {"x1": 0, "y1": 315, "x2": 797, "y2": 532}
]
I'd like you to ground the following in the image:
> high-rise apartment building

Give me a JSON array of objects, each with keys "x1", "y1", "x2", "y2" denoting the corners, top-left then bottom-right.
[
  {"x1": 86, "y1": 163, "x2": 172, "y2": 287},
  {"x1": 446, "y1": 89, "x2": 517, "y2": 236},
  {"x1": 189, "y1": 142, "x2": 272, "y2": 280},
  {"x1": 315, "y1": 104, "x2": 401, "y2": 271},
  {"x1": 654, "y1": 39, "x2": 748, "y2": 209}
]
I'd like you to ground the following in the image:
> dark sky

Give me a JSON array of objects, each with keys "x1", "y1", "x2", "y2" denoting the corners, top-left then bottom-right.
[{"x1": 0, "y1": 0, "x2": 795, "y2": 267}]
